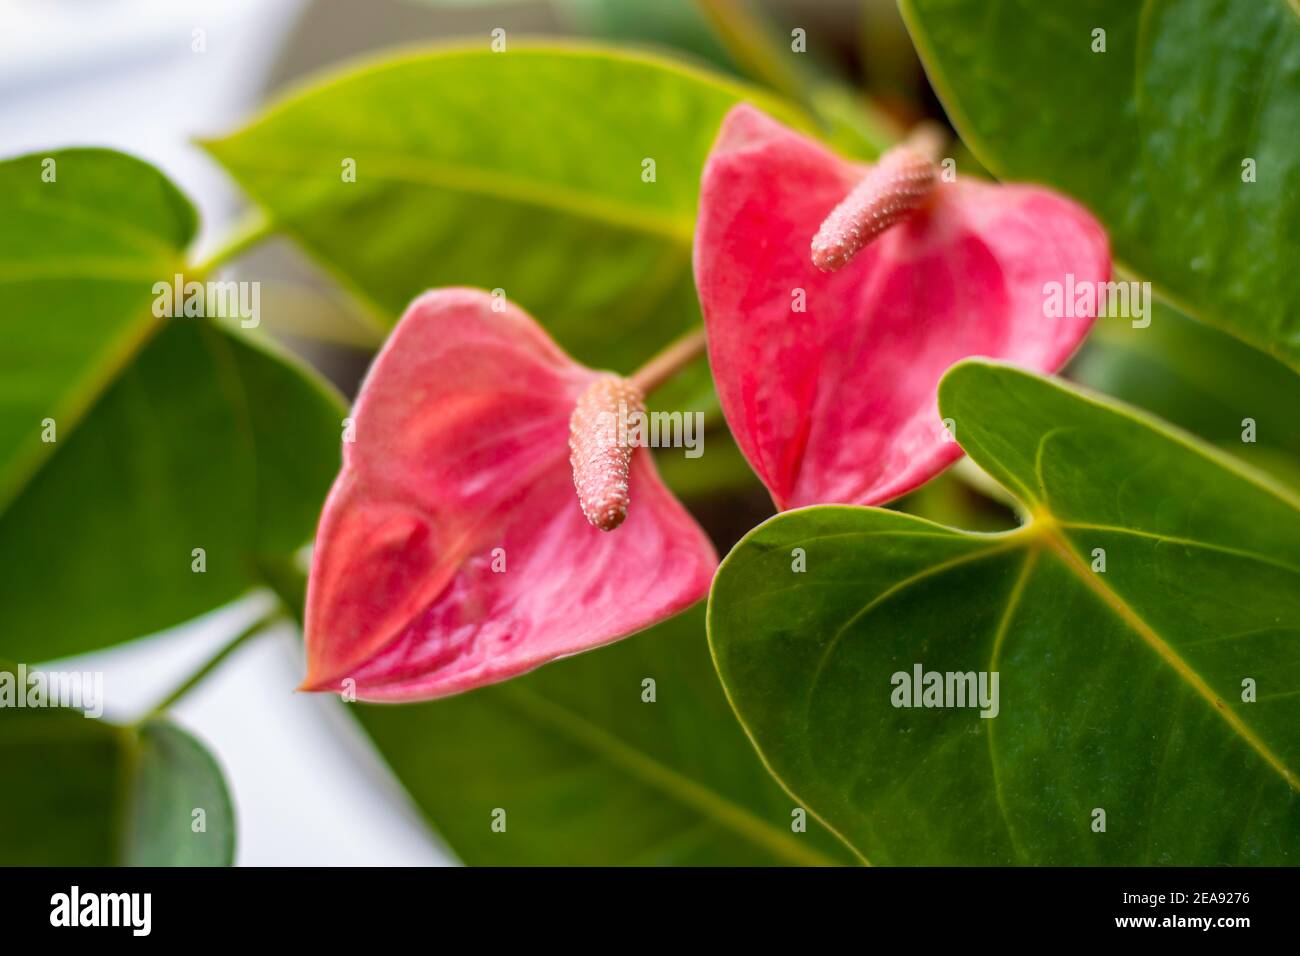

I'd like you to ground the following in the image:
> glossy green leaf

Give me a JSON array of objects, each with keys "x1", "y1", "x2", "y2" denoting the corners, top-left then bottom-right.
[
  {"x1": 202, "y1": 44, "x2": 801, "y2": 391},
  {"x1": 0, "y1": 698, "x2": 234, "y2": 866},
  {"x1": 355, "y1": 605, "x2": 856, "y2": 866},
  {"x1": 900, "y1": 0, "x2": 1300, "y2": 368},
  {"x1": 709, "y1": 360, "x2": 1300, "y2": 864},
  {"x1": 0, "y1": 149, "x2": 346, "y2": 659}
]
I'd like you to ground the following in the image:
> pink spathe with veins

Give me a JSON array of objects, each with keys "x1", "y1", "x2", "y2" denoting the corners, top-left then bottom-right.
[
  {"x1": 301, "y1": 289, "x2": 716, "y2": 702},
  {"x1": 694, "y1": 104, "x2": 1112, "y2": 510}
]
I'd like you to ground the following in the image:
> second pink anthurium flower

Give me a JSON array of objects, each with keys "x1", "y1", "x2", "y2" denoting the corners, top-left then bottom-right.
[
  {"x1": 694, "y1": 104, "x2": 1111, "y2": 509},
  {"x1": 301, "y1": 289, "x2": 717, "y2": 701}
]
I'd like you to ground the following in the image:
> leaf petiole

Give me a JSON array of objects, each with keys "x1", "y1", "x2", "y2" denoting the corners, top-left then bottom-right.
[
  {"x1": 139, "y1": 606, "x2": 286, "y2": 722},
  {"x1": 188, "y1": 208, "x2": 276, "y2": 280}
]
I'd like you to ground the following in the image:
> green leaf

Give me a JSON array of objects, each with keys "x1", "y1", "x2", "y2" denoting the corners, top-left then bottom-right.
[
  {"x1": 1071, "y1": 304, "x2": 1300, "y2": 490},
  {"x1": 0, "y1": 149, "x2": 194, "y2": 513},
  {"x1": 0, "y1": 697, "x2": 234, "y2": 866},
  {"x1": 355, "y1": 605, "x2": 856, "y2": 866},
  {"x1": 0, "y1": 703, "x2": 121, "y2": 865},
  {"x1": 555, "y1": 0, "x2": 743, "y2": 77},
  {"x1": 899, "y1": 0, "x2": 1300, "y2": 369},
  {"x1": 0, "y1": 149, "x2": 346, "y2": 659},
  {"x1": 0, "y1": 322, "x2": 344, "y2": 661},
  {"x1": 709, "y1": 360, "x2": 1300, "y2": 864},
  {"x1": 125, "y1": 720, "x2": 237, "y2": 866},
  {"x1": 202, "y1": 44, "x2": 801, "y2": 385}
]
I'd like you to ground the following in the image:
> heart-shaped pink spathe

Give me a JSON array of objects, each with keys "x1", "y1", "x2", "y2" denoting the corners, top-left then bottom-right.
[
  {"x1": 694, "y1": 104, "x2": 1112, "y2": 509},
  {"x1": 301, "y1": 289, "x2": 717, "y2": 702}
]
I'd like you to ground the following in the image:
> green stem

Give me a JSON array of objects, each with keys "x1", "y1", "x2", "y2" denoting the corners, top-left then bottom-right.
[
  {"x1": 189, "y1": 208, "x2": 275, "y2": 278},
  {"x1": 141, "y1": 608, "x2": 285, "y2": 721}
]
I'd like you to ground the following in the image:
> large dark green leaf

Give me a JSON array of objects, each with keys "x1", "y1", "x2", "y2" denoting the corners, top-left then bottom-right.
[
  {"x1": 356, "y1": 605, "x2": 856, "y2": 866},
  {"x1": 900, "y1": 0, "x2": 1300, "y2": 368},
  {"x1": 0, "y1": 150, "x2": 346, "y2": 659},
  {"x1": 202, "y1": 45, "x2": 801, "y2": 397},
  {"x1": 0, "y1": 698, "x2": 234, "y2": 866},
  {"x1": 709, "y1": 360, "x2": 1300, "y2": 864}
]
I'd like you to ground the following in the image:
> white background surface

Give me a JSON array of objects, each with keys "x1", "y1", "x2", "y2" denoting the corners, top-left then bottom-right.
[{"x1": 2, "y1": 0, "x2": 453, "y2": 866}]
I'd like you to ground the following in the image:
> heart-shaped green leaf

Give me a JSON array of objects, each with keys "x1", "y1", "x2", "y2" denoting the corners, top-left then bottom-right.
[
  {"x1": 900, "y1": 0, "x2": 1300, "y2": 369},
  {"x1": 0, "y1": 149, "x2": 346, "y2": 659},
  {"x1": 202, "y1": 44, "x2": 801, "y2": 391},
  {"x1": 709, "y1": 360, "x2": 1300, "y2": 864},
  {"x1": 355, "y1": 604, "x2": 856, "y2": 866},
  {"x1": 0, "y1": 697, "x2": 234, "y2": 866}
]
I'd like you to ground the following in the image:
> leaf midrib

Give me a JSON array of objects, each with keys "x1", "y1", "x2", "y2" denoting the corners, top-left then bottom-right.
[
  {"x1": 1039, "y1": 523, "x2": 1300, "y2": 792},
  {"x1": 0, "y1": 273, "x2": 176, "y2": 516}
]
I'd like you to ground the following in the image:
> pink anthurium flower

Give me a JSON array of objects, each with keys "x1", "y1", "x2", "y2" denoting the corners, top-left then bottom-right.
[
  {"x1": 301, "y1": 289, "x2": 717, "y2": 702},
  {"x1": 694, "y1": 104, "x2": 1111, "y2": 509}
]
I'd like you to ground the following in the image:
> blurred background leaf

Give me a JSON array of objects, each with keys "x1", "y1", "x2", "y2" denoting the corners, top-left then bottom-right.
[
  {"x1": 0, "y1": 150, "x2": 346, "y2": 661},
  {"x1": 1070, "y1": 303, "x2": 1300, "y2": 491},
  {"x1": 890, "y1": 467, "x2": 1018, "y2": 533},
  {"x1": 0, "y1": 149, "x2": 194, "y2": 514},
  {"x1": 204, "y1": 44, "x2": 807, "y2": 416},
  {"x1": 355, "y1": 604, "x2": 857, "y2": 865},
  {"x1": 0, "y1": 690, "x2": 234, "y2": 866},
  {"x1": 556, "y1": 0, "x2": 743, "y2": 75},
  {"x1": 125, "y1": 719, "x2": 237, "y2": 865},
  {"x1": 0, "y1": 322, "x2": 346, "y2": 661}
]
